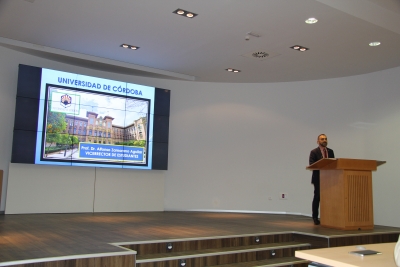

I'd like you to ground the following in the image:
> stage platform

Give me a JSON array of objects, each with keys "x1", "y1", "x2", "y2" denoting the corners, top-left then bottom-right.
[{"x1": 0, "y1": 212, "x2": 399, "y2": 267}]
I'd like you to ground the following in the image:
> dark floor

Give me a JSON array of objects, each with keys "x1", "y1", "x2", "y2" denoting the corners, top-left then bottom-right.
[{"x1": 0, "y1": 212, "x2": 399, "y2": 264}]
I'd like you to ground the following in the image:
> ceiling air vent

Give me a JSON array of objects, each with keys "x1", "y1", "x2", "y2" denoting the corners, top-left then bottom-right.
[
  {"x1": 252, "y1": 52, "x2": 269, "y2": 58},
  {"x1": 241, "y1": 50, "x2": 280, "y2": 61}
]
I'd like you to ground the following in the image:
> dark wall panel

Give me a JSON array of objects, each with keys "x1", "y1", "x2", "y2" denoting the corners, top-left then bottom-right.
[
  {"x1": 152, "y1": 142, "x2": 168, "y2": 170},
  {"x1": 17, "y1": 64, "x2": 42, "y2": 99},
  {"x1": 154, "y1": 88, "x2": 170, "y2": 116},
  {"x1": 152, "y1": 115, "x2": 169, "y2": 143},
  {"x1": 11, "y1": 130, "x2": 37, "y2": 164},
  {"x1": 14, "y1": 97, "x2": 40, "y2": 131}
]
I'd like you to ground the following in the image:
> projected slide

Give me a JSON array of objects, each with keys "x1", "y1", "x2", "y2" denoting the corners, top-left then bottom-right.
[{"x1": 42, "y1": 86, "x2": 149, "y2": 165}]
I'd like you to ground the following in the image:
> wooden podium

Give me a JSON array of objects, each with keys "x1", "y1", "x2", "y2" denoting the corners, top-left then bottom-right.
[{"x1": 307, "y1": 158, "x2": 385, "y2": 230}]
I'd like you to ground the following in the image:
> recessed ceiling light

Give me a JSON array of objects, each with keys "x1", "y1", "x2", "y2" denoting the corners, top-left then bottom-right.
[
  {"x1": 305, "y1": 18, "x2": 318, "y2": 24},
  {"x1": 290, "y1": 45, "x2": 309, "y2": 52},
  {"x1": 369, "y1": 41, "x2": 381, "y2": 46},
  {"x1": 120, "y1": 44, "x2": 140, "y2": 50},
  {"x1": 226, "y1": 68, "x2": 241, "y2": 73},
  {"x1": 173, "y1": 8, "x2": 198, "y2": 18}
]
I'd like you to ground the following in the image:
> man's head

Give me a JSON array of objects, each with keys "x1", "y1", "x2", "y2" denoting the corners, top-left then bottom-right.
[{"x1": 317, "y1": 134, "x2": 328, "y2": 147}]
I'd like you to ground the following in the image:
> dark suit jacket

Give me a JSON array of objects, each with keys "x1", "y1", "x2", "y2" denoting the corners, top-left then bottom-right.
[{"x1": 309, "y1": 147, "x2": 335, "y2": 184}]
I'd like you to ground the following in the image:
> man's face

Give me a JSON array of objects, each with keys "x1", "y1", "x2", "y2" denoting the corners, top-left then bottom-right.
[{"x1": 317, "y1": 135, "x2": 328, "y2": 147}]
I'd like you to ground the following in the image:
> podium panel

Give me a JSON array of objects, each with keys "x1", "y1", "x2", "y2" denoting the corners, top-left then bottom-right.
[
  {"x1": 307, "y1": 158, "x2": 384, "y2": 230},
  {"x1": 320, "y1": 170, "x2": 373, "y2": 230}
]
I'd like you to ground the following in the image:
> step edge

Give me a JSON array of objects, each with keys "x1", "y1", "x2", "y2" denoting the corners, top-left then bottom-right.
[
  {"x1": 206, "y1": 258, "x2": 310, "y2": 267},
  {"x1": 114, "y1": 232, "x2": 294, "y2": 246},
  {"x1": 136, "y1": 243, "x2": 311, "y2": 263}
]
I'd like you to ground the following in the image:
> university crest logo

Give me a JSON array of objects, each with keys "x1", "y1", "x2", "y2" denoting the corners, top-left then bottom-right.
[{"x1": 60, "y1": 94, "x2": 72, "y2": 108}]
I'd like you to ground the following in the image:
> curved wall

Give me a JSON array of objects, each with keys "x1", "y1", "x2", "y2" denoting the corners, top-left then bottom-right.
[{"x1": 1, "y1": 45, "x2": 399, "y2": 227}]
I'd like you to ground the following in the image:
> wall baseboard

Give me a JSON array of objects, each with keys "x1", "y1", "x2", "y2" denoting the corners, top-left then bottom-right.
[{"x1": 165, "y1": 208, "x2": 312, "y2": 218}]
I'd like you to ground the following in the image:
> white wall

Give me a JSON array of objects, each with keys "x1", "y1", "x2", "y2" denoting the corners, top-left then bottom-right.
[
  {"x1": 362, "y1": 67, "x2": 400, "y2": 227},
  {"x1": 162, "y1": 68, "x2": 400, "y2": 228},
  {"x1": 164, "y1": 78, "x2": 368, "y2": 215},
  {"x1": 6, "y1": 164, "x2": 95, "y2": 213},
  {"x1": 0, "y1": 44, "x2": 399, "y2": 227},
  {"x1": 6, "y1": 163, "x2": 165, "y2": 214}
]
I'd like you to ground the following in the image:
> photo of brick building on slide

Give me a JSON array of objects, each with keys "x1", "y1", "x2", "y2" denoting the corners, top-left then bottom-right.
[
  {"x1": 65, "y1": 111, "x2": 147, "y2": 145},
  {"x1": 43, "y1": 87, "x2": 149, "y2": 160}
]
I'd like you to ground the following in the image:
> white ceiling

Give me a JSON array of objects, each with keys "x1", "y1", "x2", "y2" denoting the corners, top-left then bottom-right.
[{"x1": 1, "y1": 0, "x2": 400, "y2": 83}]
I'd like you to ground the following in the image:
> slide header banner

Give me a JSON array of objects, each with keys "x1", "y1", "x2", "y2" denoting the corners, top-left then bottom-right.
[{"x1": 41, "y1": 68, "x2": 155, "y2": 99}]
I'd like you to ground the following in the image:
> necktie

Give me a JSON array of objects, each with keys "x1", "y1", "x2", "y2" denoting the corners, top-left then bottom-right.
[{"x1": 323, "y1": 149, "x2": 328, "y2": 158}]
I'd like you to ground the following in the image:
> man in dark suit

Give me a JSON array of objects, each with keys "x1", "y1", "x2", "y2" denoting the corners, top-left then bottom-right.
[{"x1": 309, "y1": 134, "x2": 335, "y2": 225}]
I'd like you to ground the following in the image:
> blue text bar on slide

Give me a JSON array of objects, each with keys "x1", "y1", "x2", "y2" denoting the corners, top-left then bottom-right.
[{"x1": 79, "y1": 142, "x2": 144, "y2": 162}]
